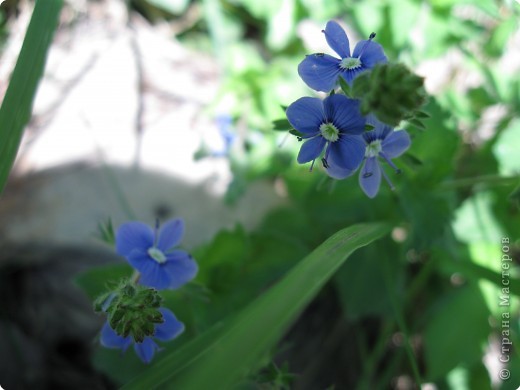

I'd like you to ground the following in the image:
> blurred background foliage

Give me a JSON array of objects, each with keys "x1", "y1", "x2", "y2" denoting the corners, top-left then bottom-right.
[{"x1": 2, "y1": 0, "x2": 520, "y2": 388}]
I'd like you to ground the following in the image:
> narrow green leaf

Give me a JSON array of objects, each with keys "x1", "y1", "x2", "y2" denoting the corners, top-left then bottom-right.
[
  {"x1": 365, "y1": 124, "x2": 375, "y2": 131},
  {"x1": 415, "y1": 110, "x2": 431, "y2": 119},
  {"x1": 0, "y1": 0, "x2": 63, "y2": 195},
  {"x1": 338, "y1": 76, "x2": 352, "y2": 97},
  {"x1": 401, "y1": 152, "x2": 423, "y2": 167},
  {"x1": 289, "y1": 129, "x2": 304, "y2": 138},
  {"x1": 408, "y1": 118, "x2": 426, "y2": 130},
  {"x1": 272, "y1": 118, "x2": 293, "y2": 131},
  {"x1": 122, "y1": 223, "x2": 390, "y2": 390}
]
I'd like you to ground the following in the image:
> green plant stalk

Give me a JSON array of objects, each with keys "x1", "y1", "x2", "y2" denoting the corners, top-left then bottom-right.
[
  {"x1": 439, "y1": 174, "x2": 520, "y2": 190},
  {"x1": 355, "y1": 320, "x2": 396, "y2": 390},
  {"x1": 0, "y1": 0, "x2": 63, "y2": 195},
  {"x1": 381, "y1": 255, "x2": 423, "y2": 385}
]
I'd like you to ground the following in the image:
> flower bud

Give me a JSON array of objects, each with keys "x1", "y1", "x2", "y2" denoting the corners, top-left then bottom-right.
[
  {"x1": 97, "y1": 280, "x2": 164, "y2": 342},
  {"x1": 353, "y1": 63, "x2": 427, "y2": 127}
]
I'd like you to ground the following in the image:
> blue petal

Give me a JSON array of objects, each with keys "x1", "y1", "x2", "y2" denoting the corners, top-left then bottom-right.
[
  {"x1": 337, "y1": 69, "x2": 364, "y2": 85},
  {"x1": 155, "y1": 308, "x2": 185, "y2": 342},
  {"x1": 364, "y1": 114, "x2": 393, "y2": 139},
  {"x1": 328, "y1": 134, "x2": 365, "y2": 170},
  {"x1": 157, "y1": 218, "x2": 184, "y2": 252},
  {"x1": 323, "y1": 20, "x2": 350, "y2": 58},
  {"x1": 163, "y1": 250, "x2": 199, "y2": 289},
  {"x1": 100, "y1": 322, "x2": 132, "y2": 351},
  {"x1": 359, "y1": 157, "x2": 381, "y2": 198},
  {"x1": 352, "y1": 40, "x2": 387, "y2": 68},
  {"x1": 286, "y1": 97, "x2": 324, "y2": 135},
  {"x1": 134, "y1": 338, "x2": 158, "y2": 364},
  {"x1": 326, "y1": 155, "x2": 355, "y2": 180},
  {"x1": 323, "y1": 95, "x2": 365, "y2": 135},
  {"x1": 382, "y1": 130, "x2": 411, "y2": 158},
  {"x1": 297, "y1": 136, "x2": 326, "y2": 164},
  {"x1": 298, "y1": 54, "x2": 341, "y2": 92},
  {"x1": 127, "y1": 249, "x2": 152, "y2": 273},
  {"x1": 138, "y1": 260, "x2": 172, "y2": 290},
  {"x1": 116, "y1": 222, "x2": 154, "y2": 257}
]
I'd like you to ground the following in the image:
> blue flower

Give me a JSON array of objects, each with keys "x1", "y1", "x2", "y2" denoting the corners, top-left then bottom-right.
[
  {"x1": 100, "y1": 307, "x2": 184, "y2": 364},
  {"x1": 298, "y1": 20, "x2": 387, "y2": 92},
  {"x1": 286, "y1": 94, "x2": 366, "y2": 171},
  {"x1": 116, "y1": 218, "x2": 198, "y2": 290},
  {"x1": 209, "y1": 114, "x2": 235, "y2": 157},
  {"x1": 327, "y1": 118, "x2": 411, "y2": 198}
]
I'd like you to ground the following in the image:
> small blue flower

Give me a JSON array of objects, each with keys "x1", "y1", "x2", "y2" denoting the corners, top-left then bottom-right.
[
  {"x1": 286, "y1": 94, "x2": 366, "y2": 171},
  {"x1": 327, "y1": 118, "x2": 411, "y2": 198},
  {"x1": 298, "y1": 20, "x2": 387, "y2": 92},
  {"x1": 212, "y1": 114, "x2": 235, "y2": 157},
  {"x1": 100, "y1": 307, "x2": 184, "y2": 364},
  {"x1": 116, "y1": 218, "x2": 198, "y2": 290}
]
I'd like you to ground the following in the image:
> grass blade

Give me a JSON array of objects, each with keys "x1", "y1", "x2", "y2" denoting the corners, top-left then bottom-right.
[
  {"x1": 122, "y1": 222, "x2": 390, "y2": 389},
  {"x1": 0, "y1": 0, "x2": 63, "y2": 195}
]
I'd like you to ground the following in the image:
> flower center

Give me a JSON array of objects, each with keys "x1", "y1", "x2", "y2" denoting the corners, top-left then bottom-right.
[
  {"x1": 319, "y1": 122, "x2": 340, "y2": 142},
  {"x1": 365, "y1": 140, "x2": 382, "y2": 158},
  {"x1": 340, "y1": 57, "x2": 362, "y2": 70},
  {"x1": 148, "y1": 247, "x2": 167, "y2": 264}
]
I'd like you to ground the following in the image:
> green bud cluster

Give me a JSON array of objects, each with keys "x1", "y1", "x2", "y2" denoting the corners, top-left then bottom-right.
[
  {"x1": 94, "y1": 281, "x2": 164, "y2": 343},
  {"x1": 352, "y1": 63, "x2": 427, "y2": 127}
]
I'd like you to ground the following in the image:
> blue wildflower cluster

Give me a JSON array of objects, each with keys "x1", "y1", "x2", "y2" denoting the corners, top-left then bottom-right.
[
  {"x1": 95, "y1": 218, "x2": 198, "y2": 363},
  {"x1": 286, "y1": 20, "x2": 425, "y2": 198}
]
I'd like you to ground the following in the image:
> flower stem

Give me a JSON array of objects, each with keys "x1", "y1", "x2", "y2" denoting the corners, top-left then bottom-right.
[
  {"x1": 439, "y1": 174, "x2": 519, "y2": 190},
  {"x1": 131, "y1": 271, "x2": 141, "y2": 284}
]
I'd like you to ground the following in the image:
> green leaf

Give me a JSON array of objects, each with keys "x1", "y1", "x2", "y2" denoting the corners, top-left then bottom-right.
[
  {"x1": 0, "y1": 0, "x2": 63, "y2": 195},
  {"x1": 408, "y1": 118, "x2": 426, "y2": 130},
  {"x1": 97, "y1": 218, "x2": 116, "y2": 246},
  {"x1": 272, "y1": 118, "x2": 293, "y2": 131},
  {"x1": 424, "y1": 285, "x2": 490, "y2": 380},
  {"x1": 492, "y1": 118, "x2": 520, "y2": 176},
  {"x1": 289, "y1": 129, "x2": 304, "y2": 138},
  {"x1": 338, "y1": 76, "x2": 352, "y2": 97},
  {"x1": 121, "y1": 223, "x2": 390, "y2": 389},
  {"x1": 334, "y1": 238, "x2": 403, "y2": 320},
  {"x1": 415, "y1": 110, "x2": 431, "y2": 119},
  {"x1": 401, "y1": 152, "x2": 423, "y2": 167}
]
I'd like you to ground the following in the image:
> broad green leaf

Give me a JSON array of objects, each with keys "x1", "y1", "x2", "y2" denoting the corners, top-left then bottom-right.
[
  {"x1": 0, "y1": 0, "x2": 63, "y2": 195},
  {"x1": 334, "y1": 237, "x2": 403, "y2": 320},
  {"x1": 493, "y1": 118, "x2": 520, "y2": 176},
  {"x1": 121, "y1": 223, "x2": 390, "y2": 389},
  {"x1": 407, "y1": 99, "x2": 459, "y2": 183},
  {"x1": 424, "y1": 284, "x2": 490, "y2": 380},
  {"x1": 453, "y1": 191, "x2": 505, "y2": 244}
]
